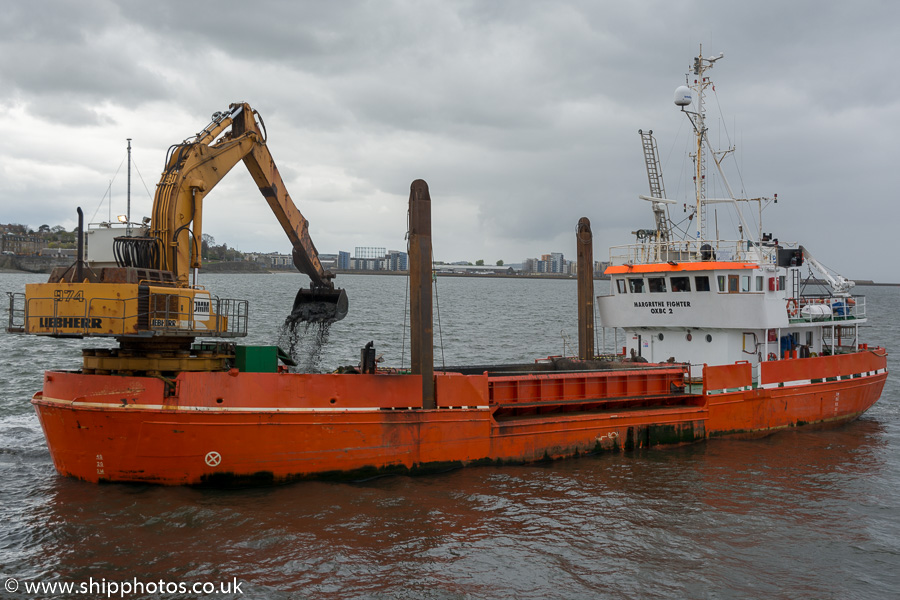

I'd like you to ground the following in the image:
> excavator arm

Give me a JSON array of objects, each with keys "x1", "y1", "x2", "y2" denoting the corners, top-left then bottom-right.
[
  {"x1": 12, "y1": 102, "x2": 346, "y2": 345},
  {"x1": 151, "y1": 103, "x2": 347, "y2": 321}
]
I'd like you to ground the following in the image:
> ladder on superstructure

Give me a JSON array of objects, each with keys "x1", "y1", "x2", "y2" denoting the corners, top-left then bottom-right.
[
  {"x1": 639, "y1": 129, "x2": 670, "y2": 241},
  {"x1": 640, "y1": 129, "x2": 666, "y2": 201}
]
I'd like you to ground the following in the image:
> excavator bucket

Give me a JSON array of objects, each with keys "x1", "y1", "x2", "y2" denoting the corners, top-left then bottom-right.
[{"x1": 290, "y1": 287, "x2": 349, "y2": 323}]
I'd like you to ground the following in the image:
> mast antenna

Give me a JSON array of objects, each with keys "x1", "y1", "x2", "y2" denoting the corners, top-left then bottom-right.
[{"x1": 126, "y1": 138, "x2": 132, "y2": 235}]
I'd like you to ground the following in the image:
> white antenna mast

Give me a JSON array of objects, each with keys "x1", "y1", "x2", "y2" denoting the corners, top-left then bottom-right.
[{"x1": 674, "y1": 46, "x2": 759, "y2": 246}]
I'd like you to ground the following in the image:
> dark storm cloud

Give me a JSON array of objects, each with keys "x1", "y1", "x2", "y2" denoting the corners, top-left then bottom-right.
[
  {"x1": 1, "y1": 0, "x2": 898, "y2": 280},
  {"x1": 0, "y1": 1, "x2": 168, "y2": 124}
]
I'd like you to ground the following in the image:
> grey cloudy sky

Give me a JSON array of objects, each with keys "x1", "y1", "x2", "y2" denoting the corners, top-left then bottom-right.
[{"x1": 1, "y1": 0, "x2": 897, "y2": 281}]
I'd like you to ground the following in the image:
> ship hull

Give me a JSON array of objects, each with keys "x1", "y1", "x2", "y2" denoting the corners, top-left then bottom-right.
[{"x1": 32, "y1": 350, "x2": 887, "y2": 485}]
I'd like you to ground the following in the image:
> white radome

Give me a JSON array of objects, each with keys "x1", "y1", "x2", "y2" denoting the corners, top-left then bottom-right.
[{"x1": 674, "y1": 85, "x2": 692, "y2": 106}]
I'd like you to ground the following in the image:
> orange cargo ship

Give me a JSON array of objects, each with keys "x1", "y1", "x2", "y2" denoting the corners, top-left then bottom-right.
[
  {"x1": 10, "y1": 50, "x2": 888, "y2": 485},
  {"x1": 31, "y1": 351, "x2": 885, "y2": 485}
]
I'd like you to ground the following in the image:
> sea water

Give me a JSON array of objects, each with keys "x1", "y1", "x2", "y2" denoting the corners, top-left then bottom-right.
[{"x1": 1, "y1": 272, "x2": 898, "y2": 599}]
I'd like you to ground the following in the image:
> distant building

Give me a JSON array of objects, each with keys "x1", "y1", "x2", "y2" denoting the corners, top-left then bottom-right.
[
  {"x1": 351, "y1": 257, "x2": 384, "y2": 271},
  {"x1": 550, "y1": 252, "x2": 565, "y2": 273},
  {"x1": 594, "y1": 260, "x2": 610, "y2": 277},
  {"x1": 1, "y1": 224, "x2": 45, "y2": 255},
  {"x1": 522, "y1": 252, "x2": 575, "y2": 275},
  {"x1": 318, "y1": 253, "x2": 338, "y2": 271},
  {"x1": 432, "y1": 264, "x2": 511, "y2": 275},
  {"x1": 523, "y1": 258, "x2": 536, "y2": 273},
  {"x1": 344, "y1": 247, "x2": 407, "y2": 272},
  {"x1": 387, "y1": 250, "x2": 408, "y2": 271},
  {"x1": 262, "y1": 252, "x2": 292, "y2": 269},
  {"x1": 355, "y1": 246, "x2": 386, "y2": 260}
]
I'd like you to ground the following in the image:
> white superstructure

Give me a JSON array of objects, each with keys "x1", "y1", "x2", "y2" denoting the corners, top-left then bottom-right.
[{"x1": 597, "y1": 48, "x2": 867, "y2": 380}]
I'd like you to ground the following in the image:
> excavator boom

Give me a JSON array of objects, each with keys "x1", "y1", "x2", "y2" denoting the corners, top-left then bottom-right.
[
  {"x1": 13, "y1": 103, "x2": 347, "y2": 345},
  {"x1": 151, "y1": 103, "x2": 347, "y2": 323}
]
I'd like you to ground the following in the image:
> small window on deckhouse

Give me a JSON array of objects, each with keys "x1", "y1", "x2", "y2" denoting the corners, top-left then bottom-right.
[
  {"x1": 648, "y1": 277, "x2": 667, "y2": 293},
  {"x1": 670, "y1": 276, "x2": 691, "y2": 292},
  {"x1": 616, "y1": 279, "x2": 627, "y2": 294},
  {"x1": 629, "y1": 278, "x2": 645, "y2": 293}
]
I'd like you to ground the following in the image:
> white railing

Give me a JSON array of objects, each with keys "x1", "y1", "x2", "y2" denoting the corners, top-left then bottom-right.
[
  {"x1": 597, "y1": 327, "x2": 627, "y2": 358},
  {"x1": 6, "y1": 292, "x2": 25, "y2": 332},
  {"x1": 609, "y1": 239, "x2": 793, "y2": 266},
  {"x1": 793, "y1": 295, "x2": 866, "y2": 323}
]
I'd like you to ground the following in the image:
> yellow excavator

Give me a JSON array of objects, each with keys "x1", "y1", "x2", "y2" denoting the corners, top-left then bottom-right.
[{"x1": 10, "y1": 102, "x2": 347, "y2": 374}]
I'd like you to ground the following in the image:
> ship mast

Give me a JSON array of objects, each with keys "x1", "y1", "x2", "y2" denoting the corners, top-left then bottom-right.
[
  {"x1": 687, "y1": 46, "x2": 721, "y2": 242},
  {"x1": 126, "y1": 138, "x2": 132, "y2": 236},
  {"x1": 676, "y1": 46, "x2": 758, "y2": 246}
]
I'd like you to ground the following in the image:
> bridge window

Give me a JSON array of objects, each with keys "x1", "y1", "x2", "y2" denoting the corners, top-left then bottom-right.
[
  {"x1": 628, "y1": 278, "x2": 645, "y2": 293},
  {"x1": 695, "y1": 276, "x2": 711, "y2": 291},
  {"x1": 670, "y1": 276, "x2": 691, "y2": 292},
  {"x1": 648, "y1": 277, "x2": 667, "y2": 293},
  {"x1": 756, "y1": 276, "x2": 764, "y2": 291},
  {"x1": 616, "y1": 279, "x2": 627, "y2": 294},
  {"x1": 741, "y1": 275, "x2": 751, "y2": 292},
  {"x1": 717, "y1": 275, "x2": 726, "y2": 292}
]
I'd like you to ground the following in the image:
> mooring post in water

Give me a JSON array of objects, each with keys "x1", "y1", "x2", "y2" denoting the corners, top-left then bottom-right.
[
  {"x1": 576, "y1": 217, "x2": 595, "y2": 360},
  {"x1": 409, "y1": 179, "x2": 435, "y2": 409}
]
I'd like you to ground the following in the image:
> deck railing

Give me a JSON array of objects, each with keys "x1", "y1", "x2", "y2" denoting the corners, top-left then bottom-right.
[
  {"x1": 7, "y1": 290, "x2": 248, "y2": 338},
  {"x1": 609, "y1": 239, "x2": 791, "y2": 266},
  {"x1": 792, "y1": 295, "x2": 866, "y2": 323},
  {"x1": 5, "y1": 292, "x2": 25, "y2": 333}
]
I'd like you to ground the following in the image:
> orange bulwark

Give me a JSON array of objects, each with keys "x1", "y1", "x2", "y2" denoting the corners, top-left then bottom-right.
[
  {"x1": 31, "y1": 349, "x2": 887, "y2": 485},
  {"x1": 604, "y1": 261, "x2": 758, "y2": 275}
]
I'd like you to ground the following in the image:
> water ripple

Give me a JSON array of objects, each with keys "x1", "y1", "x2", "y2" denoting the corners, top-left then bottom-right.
[{"x1": 1, "y1": 274, "x2": 898, "y2": 598}]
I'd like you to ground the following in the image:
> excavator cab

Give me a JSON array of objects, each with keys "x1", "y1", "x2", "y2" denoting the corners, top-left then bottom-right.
[{"x1": 291, "y1": 286, "x2": 349, "y2": 323}]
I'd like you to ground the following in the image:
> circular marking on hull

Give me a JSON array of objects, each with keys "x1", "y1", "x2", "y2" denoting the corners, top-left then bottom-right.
[{"x1": 205, "y1": 451, "x2": 222, "y2": 467}]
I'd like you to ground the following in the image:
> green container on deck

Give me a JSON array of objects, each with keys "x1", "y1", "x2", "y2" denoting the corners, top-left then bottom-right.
[{"x1": 235, "y1": 345, "x2": 278, "y2": 373}]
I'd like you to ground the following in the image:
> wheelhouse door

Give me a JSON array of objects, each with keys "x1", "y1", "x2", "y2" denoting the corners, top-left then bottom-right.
[{"x1": 728, "y1": 275, "x2": 739, "y2": 293}]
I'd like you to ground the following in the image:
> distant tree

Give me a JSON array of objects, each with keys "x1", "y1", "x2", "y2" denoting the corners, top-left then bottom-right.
[
  {"x1": 475, "y1": 259, "x2": 485, "y2": 266},
  {"x1": 38, "y1": 224, "x2": 51, "y2": 233},
  {"x1": 51, "y1": 225, "x2": 66, "y2": 234},
  {"x1": 207, "y1": 243, "x2": 225, "y2": 261},
  {"x1": 496, "y1": 259, "x2": 504, "y2": 266},
  {"x1": 201, "y1": 234, "x2": 215, "y2": 259}
]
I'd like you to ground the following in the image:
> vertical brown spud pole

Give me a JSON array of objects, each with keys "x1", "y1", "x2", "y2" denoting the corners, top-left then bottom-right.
[
  {"x1": 576, "y1": 217, "x2": 595, "y2": 360},
  {"x1": 409, "y1": 180, "x2": 435, "y2": 409}
]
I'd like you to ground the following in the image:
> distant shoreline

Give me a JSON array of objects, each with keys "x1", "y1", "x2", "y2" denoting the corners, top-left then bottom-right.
[
  {"x1": 4, "y1": 262, "x2": 897, "y2": 286},
  {"x1": 210, "y1": 270, "x2": 900, "y2": 286}
]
